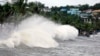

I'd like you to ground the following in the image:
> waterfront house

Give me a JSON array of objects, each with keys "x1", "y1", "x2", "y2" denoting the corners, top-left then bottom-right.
[
  {"x1": 67, "y1": 8, "x2": 81, "y2": 15},
  {"x1": 60, "y1": 7, "x2": 67, "y2": 12},
  {"x1": 79, "y1": 12, "x2": 92, "y2": 23},
  {"x1": 92, "y1": 9, "x2": 100, "y2": 20},
  {"x1": 42, "y1": 7, "x2": 51, "y2": 12},
  {"x1": 83, "y1": 9, "x2": 92, "y2": 13}
]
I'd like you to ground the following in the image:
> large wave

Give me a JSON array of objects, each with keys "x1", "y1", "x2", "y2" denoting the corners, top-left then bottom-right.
[{"x1": 0, "y1": 14, "x2": 79, "y2": 48}]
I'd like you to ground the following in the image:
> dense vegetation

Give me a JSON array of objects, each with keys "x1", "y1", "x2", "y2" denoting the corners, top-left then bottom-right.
[{"x1": 0, "y1": 0, "x2": 100, "y2": 35}]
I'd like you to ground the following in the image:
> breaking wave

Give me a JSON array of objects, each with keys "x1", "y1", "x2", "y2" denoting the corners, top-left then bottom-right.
[{"x1": 0, "y1": 14, "x2": 79, "y2": 48}]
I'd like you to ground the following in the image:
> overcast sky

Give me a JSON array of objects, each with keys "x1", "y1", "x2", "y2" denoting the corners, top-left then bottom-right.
[
  {"x1": 28, "y1": 0, "x2": 100, "y2": 7},
  {"x1": 0, "y1": 0, "x2": 100, "y2": 7}
]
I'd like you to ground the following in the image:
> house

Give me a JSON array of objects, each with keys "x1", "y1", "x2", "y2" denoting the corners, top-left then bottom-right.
[
  {"x1": 79, "y1": 12, "x2": 92, "y2": 18},
  {"x1": 78, "y1": 9, "x2": 94, "y2": 23},
  {"x1": 83, "y1": 9, "x2": 92, "y2": 13},
  {"x1": 92, "y1": 9, "x2": 100, "y2": 20},
  {"x1": 92, "y1": 9, "x2": 100, "y2": 15},
  {"x1": 67, "y1": 8, "x2": 81, "y2": 15},
  {"x1": 60, "y1": 7, "x2": 67, "y2": 12},
  {"x1": 42, "y1": 7, "x2": 51, "y2": 12},
  {"x1": 79, "y1": 12, "x2": 92, "y2": 23}
]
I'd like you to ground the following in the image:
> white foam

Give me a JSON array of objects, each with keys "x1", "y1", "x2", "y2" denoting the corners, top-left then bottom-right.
[
  {"x1": 0, "y1": 14, "x2": 79, "y2": 48},
  {"x1": 55, "y1": 25, "x2": 79, "y2": 40}
]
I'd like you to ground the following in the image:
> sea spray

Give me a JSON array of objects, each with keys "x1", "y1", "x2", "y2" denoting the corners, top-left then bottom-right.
[
  {"x1": 0, "y1": 14, "x2": 79, "y2": 48},
  {"x1": 55, "y1": 25, "x2": 79, "y2": 40}
]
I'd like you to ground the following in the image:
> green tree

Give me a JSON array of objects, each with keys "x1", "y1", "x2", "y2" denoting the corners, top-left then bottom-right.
[
  {"x1": 27, "y1": 2, "x2": 44, "y2": 13},
  {"x1": 0, "y1": 3, "x2": 12, "y2": 24},
  {"x1": 79, "y1": 4, "x2": 89, "y2": 11},
  {"x1": 12, "y1": 0, "x2": 27, "y2": 14},
  {"x1": 92, "y1": 3, "x2": 100, "y2": 10}
]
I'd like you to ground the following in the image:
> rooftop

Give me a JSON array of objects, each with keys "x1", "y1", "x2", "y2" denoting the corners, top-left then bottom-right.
[{"x1": 92, "y1": 9, "x2": 100, "y2": 13}]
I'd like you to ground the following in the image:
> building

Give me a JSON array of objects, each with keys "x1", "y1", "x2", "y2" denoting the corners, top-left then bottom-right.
[
  {"x1": 92, "y1": 9, "x2": 100, "y2": 20},
  {"x1": 67, "y1": 8, "x2": 81, "y2": 15},
  {"x1": 83, "y1": 9, "x2": 92, "y2": 13},
  {"x1": 79, "y1": 12, "x2": 92, "y2": 23},
  {"x1": 92, "y1": 9, "x2": 100, "y2": 16},
  {"x1": 42, "y1": 7, "x2": 51, "y2": 12},
  {"x1": 79, "y1": 12, "x2": 92, "y2": 18},
  {"x1": 60, "y1": 7, "x2": 67, "y2": 12}
]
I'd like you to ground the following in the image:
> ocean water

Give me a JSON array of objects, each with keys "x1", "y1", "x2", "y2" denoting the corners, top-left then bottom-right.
[
  {"x1": 0, "y1": 23, "x2": 100, "y2": 56},
  {"x1": 0, "y1": 15, "x2": 100, "y2": 56}
]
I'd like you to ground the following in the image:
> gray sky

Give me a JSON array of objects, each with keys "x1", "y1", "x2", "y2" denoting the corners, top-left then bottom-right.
[
  {"x1": 28, "y1": 0, "x2": 100, "y2": 7},
  {"x1": 0, "y1": 0, "x2": 100, "y2": 7}
]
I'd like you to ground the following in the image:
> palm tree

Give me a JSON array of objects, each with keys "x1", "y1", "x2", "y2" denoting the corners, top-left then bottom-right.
[
  {"x1": 12, "y1": 0, "x2": 27, "y2": 15},
  {"x1": 0, "y1": 2, "x2": 13, "y2": 24}
]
